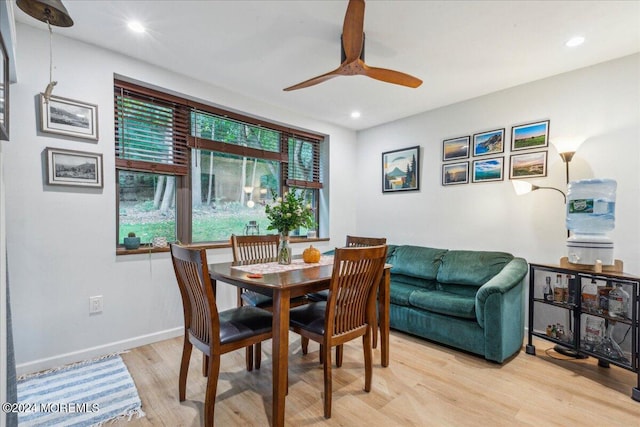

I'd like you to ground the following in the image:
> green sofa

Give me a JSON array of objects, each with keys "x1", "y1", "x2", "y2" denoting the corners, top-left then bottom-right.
[{"x1": 386, "y1": 245, "x2": 528, "y2": 363}]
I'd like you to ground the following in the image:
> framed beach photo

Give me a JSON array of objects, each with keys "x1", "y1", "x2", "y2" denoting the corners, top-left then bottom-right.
[
  {"x1": 511, "y1": 120, "x2": 549, "y2": 151},
  {"x1": 442, "y1": 136, "x2": 470, "y2": 161},
  {"x1": 473, "y1": 128, "x2": 504, "y2": 156},
  {"x1": 46, "y1": 147, "x2": 103, "y2": 188},
  {"x1": 442, "y1": 161, "x2": 469, "y2": 186},
  {"x1": 382, "y1": 145, "x2": 420, "y2": 193},
  {"x1": 472, "y1": 157, "x2": 504, "y2": 183},
  {"x1": 509, "y1": 151, "x2": 547, "y2": 179},
  {"x1": 40, "y1": 94, "x2": 99, "y2": 140}
]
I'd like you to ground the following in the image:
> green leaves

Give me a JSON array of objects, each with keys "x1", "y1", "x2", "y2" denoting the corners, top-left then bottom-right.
[{"x1": 264, "y1": 190, "x2": 314, "y2": 234}]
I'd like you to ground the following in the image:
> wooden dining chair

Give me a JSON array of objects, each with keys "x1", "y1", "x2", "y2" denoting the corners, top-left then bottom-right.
[
  {"x1": 289, "y1": 245, "x2": 387, "y2": 418},
  {"x1": 170, "y1": 244, "x2": 273, "y2": 427},
  {"x1": 304, "y1": 235, "x2": 387, "y2": 365},
  {"x1": 230, "y1": 234, "x2": 307, "y2": 370}
]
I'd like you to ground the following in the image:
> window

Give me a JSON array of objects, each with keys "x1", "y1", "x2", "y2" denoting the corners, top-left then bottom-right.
[{"x1": 115, "y1": 80, "x2": 324, "y2": 248}]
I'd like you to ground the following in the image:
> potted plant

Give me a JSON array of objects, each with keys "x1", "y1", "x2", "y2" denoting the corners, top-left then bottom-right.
[{"x1": 124, "y1": 232, "x2": 141, "y2": 250}]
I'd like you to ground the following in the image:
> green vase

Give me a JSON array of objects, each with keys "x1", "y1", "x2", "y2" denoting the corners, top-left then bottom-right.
[{"x1": 278, "y1": 232, "x2": 291, "y2": 265}]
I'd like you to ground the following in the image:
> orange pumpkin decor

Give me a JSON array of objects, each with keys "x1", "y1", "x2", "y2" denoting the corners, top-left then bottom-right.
[{"x1": 302, "y1": 245, "x2": 321, "y2": 263}]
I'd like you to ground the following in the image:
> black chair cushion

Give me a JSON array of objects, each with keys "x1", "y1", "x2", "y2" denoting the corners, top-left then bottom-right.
[
  {"x1": 241, "y1": 290, "x2": 273, "y2": 308},
  {"x1": 306, "y1": 289, "x2": 329, "y2": 302},
  {"x1": 289, "y1": 301, "x2": 326, "y2": 335},
  {"x1": 219, "y1": 306, "x2": 273, "y2": 344}
]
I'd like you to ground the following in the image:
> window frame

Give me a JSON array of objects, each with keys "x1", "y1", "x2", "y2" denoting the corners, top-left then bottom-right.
[{"x1": 115, "y1": 80, "x2": 324, "y2": 252}]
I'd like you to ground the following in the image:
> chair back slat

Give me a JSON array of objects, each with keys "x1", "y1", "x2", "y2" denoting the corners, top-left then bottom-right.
[
  {"x1": 231, "y1": 234, "x2": 280, "y2": 265},
  {"x1": 170, "y1": 244, "x2": 220, "y2": 348},
  {"x1": 326, "y1": 245, "x2": 387, "y2": 337},
  {"x1": 345, "y1": 235, "x2": 387, "y2": 248}
]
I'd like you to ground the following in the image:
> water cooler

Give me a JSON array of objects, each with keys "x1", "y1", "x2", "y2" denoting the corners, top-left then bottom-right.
[{"x1": 566, "y1": 178, "x2": 617, "y2": 266}]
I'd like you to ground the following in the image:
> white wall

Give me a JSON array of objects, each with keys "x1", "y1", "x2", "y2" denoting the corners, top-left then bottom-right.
[
  {"x1": 356, "y1": 54, "x2": 640, "y2": 275},
  {"x1": 6, "y1": 23, "x2": 357, "y2": 374}
]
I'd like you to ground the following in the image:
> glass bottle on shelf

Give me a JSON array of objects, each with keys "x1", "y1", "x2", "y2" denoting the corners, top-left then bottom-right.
[
  {"x1": 595, "y1": 322, "x2": 630, "y2": 364},
  {"x1": 554, "y1": 274, "x2": 565, "y2": 303},
  {"x1": 584, "y1": 316, "x2": 605, "y2": 351},
  {"x1": 608, "y1": 283, "x2": 630, "y2": 319},
  {"x1": 544, "y1": 276, "x2": 554, "y2": 301},
  {"x1": 582, "y1": 278, "x2": 598, "y2": 313}
]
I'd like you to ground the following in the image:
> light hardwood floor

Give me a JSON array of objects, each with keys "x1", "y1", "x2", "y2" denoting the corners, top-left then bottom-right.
[{"x1": 115, "y1": 332, "x2": 640, "y2": 426}]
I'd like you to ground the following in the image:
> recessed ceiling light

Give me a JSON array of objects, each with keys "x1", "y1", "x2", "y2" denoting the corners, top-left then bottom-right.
[
  {"x1": 128, "y1": 21, "x2": 146, "y2": 34},
  {"x1": 350, "y1": 111, "x2": 361, "y2": 119},
  {"x1": 566, "y1": 36, "x2": 585, "y2": 47}
]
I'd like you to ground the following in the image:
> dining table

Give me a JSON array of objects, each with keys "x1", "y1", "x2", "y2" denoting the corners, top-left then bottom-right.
[{"x1": 208, "y1": 255, "x2": 391, "y2": 427}]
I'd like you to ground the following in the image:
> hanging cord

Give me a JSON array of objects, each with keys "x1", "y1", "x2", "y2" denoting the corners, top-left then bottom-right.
[{"x1": 43, "y1": 20, "x2": 57, "y2": 102}]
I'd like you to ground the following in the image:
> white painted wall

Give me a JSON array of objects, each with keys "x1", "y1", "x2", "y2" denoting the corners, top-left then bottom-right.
[
  {"x1": 6, "y1": 23, "x2": 357, "y2": 374},
  {"x1": 356, "y1": 54, "x2": 640, "y2": 276}
]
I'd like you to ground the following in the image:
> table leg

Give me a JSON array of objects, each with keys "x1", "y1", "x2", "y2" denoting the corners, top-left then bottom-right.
[
  {"x1": 379, "y1": 269, "x2": 390, "y2": 367},
  {"x1": 271, "y1": 288, "x2": 290, "y2": 427}
]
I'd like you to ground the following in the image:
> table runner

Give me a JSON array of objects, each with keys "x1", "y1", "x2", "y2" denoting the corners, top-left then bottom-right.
[{"x1": 231, "y1": 255, "x2": 334, "y2": 274}]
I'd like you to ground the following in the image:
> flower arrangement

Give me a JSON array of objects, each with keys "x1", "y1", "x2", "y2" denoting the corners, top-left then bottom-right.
[{"x1": 264, "y1": 190, "x2": 314, "y2": 235}]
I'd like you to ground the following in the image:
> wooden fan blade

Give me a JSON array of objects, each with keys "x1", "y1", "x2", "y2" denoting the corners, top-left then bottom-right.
[
  {"x1": 283, "y1": 68, "x2": 343, "y2": 91},
  {"x1": 342, "y1": 0, "x2": 365, "y2": 62},
  {"x1": 361, "y1": 64, "x2": 423, "y2": 88}
]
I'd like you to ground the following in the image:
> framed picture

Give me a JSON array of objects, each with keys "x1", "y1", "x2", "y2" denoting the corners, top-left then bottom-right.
[
  {"x1": 40, "y1": 94, "x2": 99, "y2": 140},
  {"x1": 442, "y1": 136, "x2": 470, "y2": 161},
  {"x1": 473, "y1": 128, "x2": 504, "y2": 156},
  {"x1": 46, "y1": 147, "x2": 103, "y2": 188},
  {"x1": 0, "y1": 31, "x2": 8, "y2": 141},
  {"x1": 442, "y1": 161, "x2": 469, "y2": 186},
  {"x1": 511, "y1": 120, "x2": 549, "y2": 151},
  {"x1": 472, "y1": 157, "x2": 504, "y2": 183},
  {"x1": 509, "y1": 151, "x2": 548, "y2": 179},
  {"x1": 382, "y1": 145, "x2": 420, "y2": 193}
]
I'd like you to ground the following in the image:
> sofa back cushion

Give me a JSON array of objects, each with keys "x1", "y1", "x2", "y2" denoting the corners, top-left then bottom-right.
[
  {"x1": 389, "y1": 245, "x2": 448, "y2": 280},
  {"x1": 436, "y1": 250, "x2": 514, "y2": 286}
]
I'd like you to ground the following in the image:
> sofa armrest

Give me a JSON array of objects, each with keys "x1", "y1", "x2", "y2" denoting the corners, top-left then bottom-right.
[
  {"x1": 475, "y1": 257, "x2": 527, "y2": 324},
  {"x1": 474, "y1": 257, "x2": 528, "y2": 363}
]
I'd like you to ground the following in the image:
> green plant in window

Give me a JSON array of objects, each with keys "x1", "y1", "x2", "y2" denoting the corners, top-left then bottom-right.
[{"x1": 264, "y1": 190, "x2": 314, "y2": 235}]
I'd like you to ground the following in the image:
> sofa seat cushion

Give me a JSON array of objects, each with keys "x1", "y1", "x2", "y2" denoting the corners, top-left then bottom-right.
[
  {"x1": 389, "y1": 282, "x2": 421, "y2": 307},
  {"x1": 437, "y1": 250, "x2": 514, "y2": 286},
  {"x1": 408, "y1": 289, "x2": 476, "y2": 320}
]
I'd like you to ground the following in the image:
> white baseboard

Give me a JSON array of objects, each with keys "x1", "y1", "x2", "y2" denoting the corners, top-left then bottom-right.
[{"x1": 16, "y1": 327, "x2": 183, "y2": 376}]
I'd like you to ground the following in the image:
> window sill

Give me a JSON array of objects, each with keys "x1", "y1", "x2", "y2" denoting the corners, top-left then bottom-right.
[{"x1": 116, "y1": 237, "x2": 329, "y2": 256}]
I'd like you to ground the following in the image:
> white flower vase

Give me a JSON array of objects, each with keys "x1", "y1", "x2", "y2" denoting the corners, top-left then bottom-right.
[{"x1": 278, "y1": 232, "x2": 292, "y2": 265}]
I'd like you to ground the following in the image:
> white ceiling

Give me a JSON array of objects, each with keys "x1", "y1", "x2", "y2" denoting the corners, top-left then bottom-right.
[{"x1": 14, "y1": 0, "x2": 640, "y2": 131}]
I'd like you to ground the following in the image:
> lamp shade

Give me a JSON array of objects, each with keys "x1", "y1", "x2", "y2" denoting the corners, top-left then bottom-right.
[
  {"x1": 512, "y1": 180, "x2": 534, "y2": 196},
  {"x1": 16, "y1": 0, "x2": 74, "y2": 27},
  {"x1": 551, "y1": 136, "x2": 584, "y2": 155}
]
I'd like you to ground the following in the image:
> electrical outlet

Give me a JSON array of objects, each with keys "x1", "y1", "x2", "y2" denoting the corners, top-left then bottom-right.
[{"x1": 89, "y1": 295, "x2": 103, "y2": 314}]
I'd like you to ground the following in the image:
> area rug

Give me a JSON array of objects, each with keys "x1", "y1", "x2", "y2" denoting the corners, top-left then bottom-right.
[{"x1": 17, "y1": 354, "x2": 144, "y2": 426}]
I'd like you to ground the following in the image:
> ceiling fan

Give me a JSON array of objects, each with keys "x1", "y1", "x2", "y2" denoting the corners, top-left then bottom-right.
[{"x1": 283, "y1": 0, "x2": 422, "y2": 91}]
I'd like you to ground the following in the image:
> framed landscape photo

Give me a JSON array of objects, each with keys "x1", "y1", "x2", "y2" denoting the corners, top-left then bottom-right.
[
  {"x1": 382, "y1": 145, "x2": 420, "y2": 193},
  {"x1": 511, "y1": 120, "x2": 549, "y2": 151},
  {"x1": 473, "y1": 128, "x2": 504, "y2": 156},
  {"x1": 442, "y1": 161, "x2": 469, "y2": 186},
  {"x1": 509, "y1": 151, "x2": 547, "y2": 179},
  {"x1": 472, "y1": 157, "x2": 504, "y2": 183},
  {"x1": 46, "y1": 147, "x2": 103, "y2": 188},
  {"x1": 442, "y1": 136, "x2": 470, "y2": 161},
  {"x1": 40, "y1": 94, "x2": 99, "y2": 140}
]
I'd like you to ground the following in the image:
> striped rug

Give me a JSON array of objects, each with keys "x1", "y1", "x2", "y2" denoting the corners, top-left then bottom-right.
[{"x1": 17, "y1": 354, "x2": 144, "y2": 426}]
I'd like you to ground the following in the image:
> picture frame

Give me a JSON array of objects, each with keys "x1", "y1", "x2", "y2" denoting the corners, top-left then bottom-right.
[
  {"x1": 472, "y1": 157, "x2": 504, "y2": 183},
  {"x1": 511, "y1": 120, "x2": 549, "y2": 151},
  {"x1": 442, "y1": 136, "x2": 470, "y2": 161},
  {"x1": 473, "y1": 128, "x2": 504, "y2": 157},
  {"x1": 46, "y1": 147, "x2": 103, "y2": 188},
  {"x1": 0, "y1": 31, "x2": 9, "y2": 141},
  {"x1": 40, "y1": 94, "x2": 99, "y2": 140},
  {"x1": 442, "y1": 161, "x2": 469, "y2": 186},
  {"x1": 509, "y1": 151, "x2": 548, "y2": 179},
  {"x1": 382, "y1": 145, "x2": 420, "y2": 193}
]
